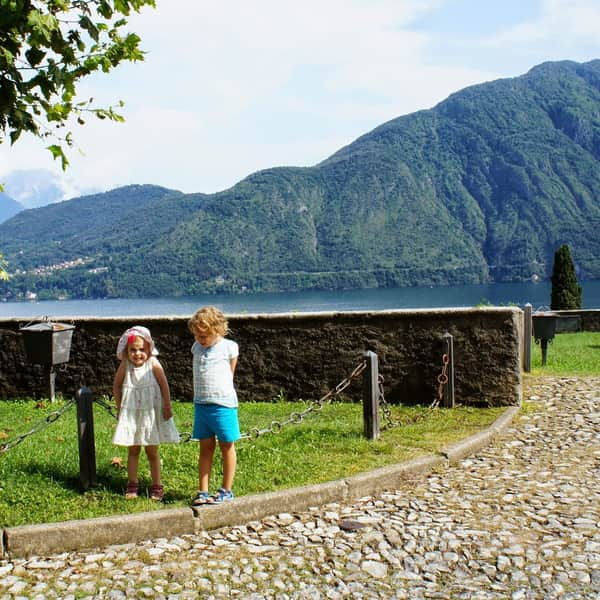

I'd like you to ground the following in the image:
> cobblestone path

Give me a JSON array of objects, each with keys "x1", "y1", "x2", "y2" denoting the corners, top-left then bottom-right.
[{"x1": 1, "y1": 376, "x2": 599, "y2": 599}]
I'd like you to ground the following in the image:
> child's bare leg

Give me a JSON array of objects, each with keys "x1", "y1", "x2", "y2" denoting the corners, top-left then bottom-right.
[
  {"x1": 145, "y1": 445, "x2": 161, "y2": 486},
  {"x1": 219, "y1": 441, "x2": 236, "y2": 491},
  {"x1": 127, "y1": 445, "x2": 142, "y2": 484},
  {"x1": 199, "y1": 437, "x2": 216, "y2": 491}
]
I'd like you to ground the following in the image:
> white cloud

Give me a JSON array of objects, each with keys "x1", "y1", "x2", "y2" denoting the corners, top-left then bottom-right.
[{"x1": 478, "y1": 0, "x2": 600, "y2": 48}]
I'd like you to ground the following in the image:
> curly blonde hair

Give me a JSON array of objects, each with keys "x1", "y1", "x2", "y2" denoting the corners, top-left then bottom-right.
[{"x1": 188, "y1": 306, "x2": 229, "y2": 337}]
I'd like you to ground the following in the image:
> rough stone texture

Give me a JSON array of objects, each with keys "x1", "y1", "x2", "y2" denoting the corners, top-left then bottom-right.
[
  {"x1": 0, "y1": 308, "x2": 521, "y2": 407},
  {"x1": 0, "y1": 376, "x2": 597, "y2": 598}
]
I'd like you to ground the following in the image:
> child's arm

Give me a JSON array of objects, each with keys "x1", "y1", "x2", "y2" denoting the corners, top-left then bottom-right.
[
  {"x1": 113, "y1": 361, "x2": 126, "y2": 414},
  {"x1": 230, "y1": 356, "x2": 238, "y2": 374},
  {"x1": 152, "y1": 359, "x2": 173, "y2": 420}
]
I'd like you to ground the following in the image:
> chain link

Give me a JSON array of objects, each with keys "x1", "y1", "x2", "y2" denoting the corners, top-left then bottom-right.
[
  {"x1": 94, "y1": 395, "x2": 119, "y2": 420},
  {"x1": 239, "y1": 359, "x2": 367, "y2": 440},
  {"x1": 436, "y1": 353, "x2": 449, "y2": 407},
  {"x1": 0, "y1": 398, "x2": 76, "y2": 454},
  {"x1": 378, "y1": 351, "x2": 447, "y2": 429},
  {"x1": 377, "y1": 374, "x2": 394, "y2": 428},
  {"x1": 174, "y1": 359, "x2": 367, "y2": 443}
]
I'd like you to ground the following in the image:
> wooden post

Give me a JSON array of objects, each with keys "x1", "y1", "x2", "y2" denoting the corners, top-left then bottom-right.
[
  {"x1": 362, "y1": 351, "x2": 380, "y2": 440},
  {"x1": 523, "y1": 303, "x2": 532, "y2": 373},
  {"x1": 442, "y1": 333, "x2": 455, "y2": 408},
  {"x1": 76, "y1": 387, "x2": 97, "y2": 491}
]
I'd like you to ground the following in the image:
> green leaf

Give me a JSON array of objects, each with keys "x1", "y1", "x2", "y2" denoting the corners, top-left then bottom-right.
[
  {"x1": 97, "y1": 1, "x2": 114, "y2": 19},
  {"x1": 47, "y1": 144, "x2": 62, "y2": 159},
  {"x1": 47, "y1": 144, "x2": 69, "y2": 170},
  {"x1": 25, "y1": 46, "x2": 46, "y2": 67},
  {"x1": 27, "y1": 10, "x2": 59, "y2": 45},
  {"x1": 114, "y1": 0, "x2": 132, "y2": 15},
  {"x1": 79, "y1": 16, "x2": 99, "y2": 42},
  {"x1": 0, "y1": 47, "x2": 15, "y2": 68}
]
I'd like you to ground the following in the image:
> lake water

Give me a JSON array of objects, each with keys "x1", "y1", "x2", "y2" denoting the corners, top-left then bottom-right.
[{"x1": 1, "y1": 281, "x2": 599, "y2": 319}]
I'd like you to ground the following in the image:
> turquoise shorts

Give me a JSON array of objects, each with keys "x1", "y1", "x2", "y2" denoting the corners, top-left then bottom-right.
[{"x1": 193, "y1": 403, "x2": 240, "y2": 443}]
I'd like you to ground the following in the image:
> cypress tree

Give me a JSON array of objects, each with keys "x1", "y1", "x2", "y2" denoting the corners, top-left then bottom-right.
[{"x1": 550, "y1": 244, "x2": 582, "y2": 310}]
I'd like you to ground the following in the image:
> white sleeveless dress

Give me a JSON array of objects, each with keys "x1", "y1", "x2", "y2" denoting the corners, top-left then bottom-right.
[{"x1": 112, "y1": 358, "x2": 180, "y2": 446}]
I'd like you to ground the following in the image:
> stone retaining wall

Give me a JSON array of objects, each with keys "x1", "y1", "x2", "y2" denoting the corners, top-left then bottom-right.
[
  {"x1": 555, "y1": 309, "x2": 600, "y2": 331},
  {"x1": 0, "y1": 308, "x2": 522, "y2": 407}
]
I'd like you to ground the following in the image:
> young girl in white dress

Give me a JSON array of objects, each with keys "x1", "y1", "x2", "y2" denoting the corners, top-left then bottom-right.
[{"x1": 113, "y1": 326, "x2": 179, "y2": 500}]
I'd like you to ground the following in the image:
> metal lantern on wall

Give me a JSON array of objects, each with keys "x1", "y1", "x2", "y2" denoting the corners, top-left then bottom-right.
[
  {"x1": 532, "y1": 311, "x2": 558, "y2": 366},
  {"x1": 20, "y1": 319, "x2": 75, "y2": 401}
]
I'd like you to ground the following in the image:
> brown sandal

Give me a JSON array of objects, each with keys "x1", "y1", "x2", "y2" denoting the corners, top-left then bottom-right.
[
  {"x1": 149, "y1": 484, "x2": 164, "y2": 501},
  {"x1": 125, "y1": 482, "x2": 139, "y2": 499}
]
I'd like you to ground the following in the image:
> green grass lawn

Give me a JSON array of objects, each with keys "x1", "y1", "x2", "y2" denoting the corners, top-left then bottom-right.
[
  {"x1": 530, "y1": 331, "x2": 600, "y2": 375},
  {"x1": 0, "y1": 397, "x2": 503, "y2": 527}
]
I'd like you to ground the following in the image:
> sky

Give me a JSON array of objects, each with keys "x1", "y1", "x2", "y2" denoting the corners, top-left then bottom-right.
[{"x1": 1, "y1": 0, "x2": 600, "y2": 201}]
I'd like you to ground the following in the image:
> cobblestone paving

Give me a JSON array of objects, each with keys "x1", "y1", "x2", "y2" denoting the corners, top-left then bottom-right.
[{"x1": 1, "y1": 376, "x2": 599, "y2": 599}]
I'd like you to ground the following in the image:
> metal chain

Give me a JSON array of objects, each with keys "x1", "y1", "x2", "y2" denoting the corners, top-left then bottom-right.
[
  {"x1": 91, "y1": 395, "x2": 190, "y2": 441},
  {"x1": 0, "y1": 352, "x2": 447, "y2": 454},
  {"x1": 378, "y1": 351, "x2": 447, "y2": 429},
  {"x1": 176, "y1": 359, "x2": 367, "y2": 443},
  {"x1": 94, "y1": 394, "x2": 193, "y2": 445},
  {"x1": 94, "y1": 395, "x2": 119, "y2": 420},
  {"x1": 90, "y1": 352, "x2": 448, "y2": 441},
  {"x1": 378, "y1": 374, "x2": 395, "y2": 428},
  {"x1": 0, "y1": 398, "x2": 76, "y2": 454},
  {"x1": 240, "y1": 359, "x2": 367, "y2": 441},
  {"x1": 436, "y1": 353, "x2": 449, "y2": 408}
]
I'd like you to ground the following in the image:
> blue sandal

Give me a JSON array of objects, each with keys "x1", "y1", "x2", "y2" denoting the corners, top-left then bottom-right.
[
  {"x1": 191, "y1": 491, "x2": 211, "y2": 506},
  {"x1": 211, "y1": 488, "x2": 234, "y2": 503}
]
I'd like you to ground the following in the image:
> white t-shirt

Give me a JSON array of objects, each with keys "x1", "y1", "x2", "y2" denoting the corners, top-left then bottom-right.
[{"x1": 191, "y1": 337, "x2": 239, "y2": 407}]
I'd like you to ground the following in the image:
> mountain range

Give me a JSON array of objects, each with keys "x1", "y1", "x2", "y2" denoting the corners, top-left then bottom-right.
[
  {"x1": 0, "y1": 58, "x2": 599, "y2": 300},
  {"x1": 0, "y1": 191, "x2": 22, "y2": 224}
]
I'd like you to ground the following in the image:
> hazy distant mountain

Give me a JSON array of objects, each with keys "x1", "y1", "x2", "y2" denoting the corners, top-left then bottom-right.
[
  {"x1": 0, "y1": 169, "x2": 99, "y2": 209},
  {"x1": 0, "y1": 59, "x2": 599, "y2": 300},
  {"x1": 0, "y1": 191, "x2": 23, "y2": 224}
]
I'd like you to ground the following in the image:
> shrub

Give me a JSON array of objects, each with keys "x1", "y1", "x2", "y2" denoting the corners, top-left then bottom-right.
[{"x1": 550, "y1": 244, "x2": 582, "y2": 310}]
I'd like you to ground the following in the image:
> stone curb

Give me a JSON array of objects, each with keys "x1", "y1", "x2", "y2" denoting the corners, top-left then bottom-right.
[
  {"x1": 439, "y1": 405, "x2": 520, "y2": 464},
  {"x1": 2, "y1": 509, "x2": 195, "y2": 560},
  {"x1": 2, "y1": 405, "x2": 520, "y2": 559},
  {"x1": 490, "y1": 405, "x2": 521, "y2": 434},
  {"x1": 440, "y1": 428, "x2": 498, "y2": 463}
]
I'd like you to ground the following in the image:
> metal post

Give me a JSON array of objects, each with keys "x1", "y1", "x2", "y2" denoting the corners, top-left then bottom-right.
[
  {"x1": 46, "y1": 365, "x2": 56, "y2": 403},
  {"x1": 76, "y1": 387, "x2": 97, "y2": 491},
  {"x1": 362, "y1": 351, "x2": 380, "y2": 440},
  {"x1": 540, "y1": 339, "x2": 549, "y2": 366},
  {"x1": 442, "y1": 333, "x2": 455, "y2": 408},
  {"x1": 523, "y1": 303, "x2": 532, "y2": 373}
]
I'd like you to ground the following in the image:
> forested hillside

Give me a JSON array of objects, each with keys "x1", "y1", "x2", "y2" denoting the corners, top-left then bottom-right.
[{"x1": 0, "y1": 59, "x2": 599, "y2": 300}]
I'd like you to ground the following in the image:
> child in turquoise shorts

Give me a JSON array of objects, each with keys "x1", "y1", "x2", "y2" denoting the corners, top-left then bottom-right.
[{"x1": 188, "y1": 306, "x2": 240, "y2": 505}]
